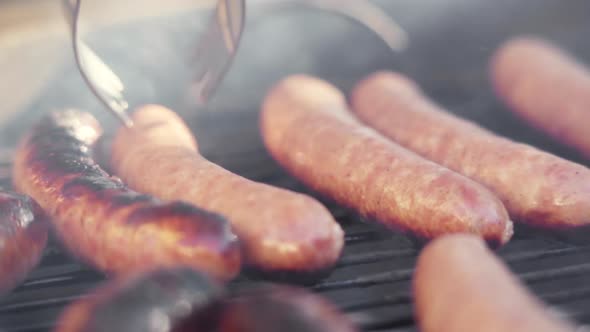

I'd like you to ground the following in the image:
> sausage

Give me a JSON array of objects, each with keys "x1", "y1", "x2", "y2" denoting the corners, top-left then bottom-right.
[
  {"x1": 414, "y1": 234, "x2": 577, "y2": 332},
  {"x1": 12, "y1": 110, "x2": 241, "y2": 281},
  {"x1": 0, "y1": 191, "x2": 48, "y2": 294},
  {"x1": 351, "y1": 71, "x2": 590, "y2": 233},
  {"x1": 54, "y1": 268, "x2": 224, "y2": 332},
  {"x1": 261, "y1": 75, "x2": 513, "y2": 246},
  {"x1": 492, "y1": 37, "x2": 590, "y2": 158},
  {"x1": 55, "y1": 269, "x2": 356, "y2": 332},
  {"x1": 109, "y1": 105, "x2": 344, "y2": 276},
  {"x1": 218, "y1": 285, "x2": 358, "y2": 332}
]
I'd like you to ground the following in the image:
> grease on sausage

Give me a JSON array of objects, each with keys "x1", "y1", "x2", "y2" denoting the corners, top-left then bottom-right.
[
  {"x1": 414, "y1": 234, "x2": 577, "y2": 332},
  {"x1": 261, "y1": 75, "x2": 513, "y2": 246},
  {"x1": 352, "y1": 71, "x2": 590, "y2": 232},
  {"x1": 13, "y1": 110, "x2": 241, "y2": 280},
  {"x1": 492, "y1": 37, "x2": 590, "y2": 158},
  {"x1": 110, "y1": 105, "x2": 344, "y2": 276},
  {"x1": 0, "y1": 191, "x2": 48, "y2": 294}
]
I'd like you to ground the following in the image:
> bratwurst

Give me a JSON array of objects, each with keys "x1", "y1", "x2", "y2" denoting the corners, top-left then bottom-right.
[
  {"x1": 352, "y1": 71, "x2": 590, "y2": 232},
  {"x1": 110, "y1": 105, "x2": 344, "y2": 275},
  {"x1": 492, "y1": 37, "x2": 590, "y2": 158},
  {"x1": 54, "y1": 268, "x2": 224, "y2": 332},
  {"x1": 260, "y1": 75, "x2": 513, "y2": 246},
  {"x1": 13, "y1": 110, "x2": 240, "y2": 280},
  {"x1": 414, "y1": 234, "x2": 576, "y2": 332},
  {"x1": 219, "y1": 285, "x2": 358, "y2": 332},
  {"x1": 0, "y1": 191, "x2": 48, "y2": 294}
]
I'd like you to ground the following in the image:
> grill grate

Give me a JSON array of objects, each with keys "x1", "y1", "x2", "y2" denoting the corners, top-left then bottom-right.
[
  {"x1": 2, "y1": 112, "x2": 590, "y2": 332},
  {"x1": 2, "y1": 2, "x2": 590, "y2": 329}
]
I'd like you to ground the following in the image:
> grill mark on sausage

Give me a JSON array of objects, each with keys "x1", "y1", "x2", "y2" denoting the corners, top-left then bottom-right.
[{"x1": 13, "y1": 109, "x2": 242, "y2": 280}]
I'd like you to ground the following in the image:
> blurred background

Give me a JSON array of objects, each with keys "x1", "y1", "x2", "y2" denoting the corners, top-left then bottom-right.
[{"x1": 1, "y1": 0, "x2": 589, "y2": 155}]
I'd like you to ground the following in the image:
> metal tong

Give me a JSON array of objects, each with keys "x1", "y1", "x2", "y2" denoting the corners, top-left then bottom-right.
[{"x1": 61, "y1": 0, "x2": 408, "y2": 128}]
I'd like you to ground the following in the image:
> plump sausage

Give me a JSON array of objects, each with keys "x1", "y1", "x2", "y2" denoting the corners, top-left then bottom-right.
[
  {"x1": 54, "y1": 268, "x2": 224, "y2": 332},
  {"x1": 110, "y1": 105, "x2": 344, "y2": 276},
  {"x1": 0, "y1": 191, "x2": 48, "y2": 294},
  {"x1": 351, "y1": 71, "x2": 590, "y2": 234},
  {"x1": 55, "y1": 269, "x2": 356, "y2": 332},
  {"x1": 414, "y1": 234, "x2": 577, "y2": 332},
  {"x1": 261, "y1": 75, "x2": 513, "y2": 246},
  {"x1": 13, "y1": 110, "x2": 241, "y2": 281},
  {"x1": 218, "y1": 285, "x2": 358, "y2": 332},
  {"x1": 492, "y1": 37, "x2": 590, "y2": 158}
]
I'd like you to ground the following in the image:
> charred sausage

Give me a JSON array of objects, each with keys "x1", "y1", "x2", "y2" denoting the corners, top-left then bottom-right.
[
  {"x1": 352, "y1": 71, "x2": 590, "y2": 233},
  {"x1": 0, "y1": 191, "x2": 48, "y2": 294},
  {"x1": 219, "y1": 285, "x2": 358, "y2": 332},
  {"x1": 414, "y1": 234, "x2": 577, "y2": 332},
  {"x1": 110, "y1": 105, "x2": 344, "y2": 276},
  {"x1": 54, "y1": 268, "x2": 224, "y2": 332},
  {"x1": 492, "y1": 37, "x2": 590, "y2": 158},
  {"x1": 261, "y1": 75, "x2": 513, "y2": 246},
  {"x1": 13, "y1": 110, "x2": 240, "y2": 281}
]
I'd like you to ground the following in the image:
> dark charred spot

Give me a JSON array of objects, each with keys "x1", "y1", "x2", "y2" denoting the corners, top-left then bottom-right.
[
  {"x1": 28, "y1": 132, "x2": 90, "y2": 155},
  {"x1": 84, "y1": 268, "x2": 224, "y2": 332},
  {"x1": 100, "y1": 191, "x2": 156, "y2": 210},
  {"x1": 125, "y1": 201, "x2": 227, "y2": 227},
  {"x1": 0, "y1": 191, "x2": 47, "y2": 238},
  {"x1": 218, "y1": 285, "x2": 355, "y2": 332},
  {"x1": 61, "y1": 175, "x2": 124, "y2": 200},
  {"x1": 29, "y1": 154, "x2": 103, "y2": 179}
]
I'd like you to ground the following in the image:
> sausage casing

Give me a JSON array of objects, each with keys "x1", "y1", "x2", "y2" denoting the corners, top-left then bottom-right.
[
  {"x1": 492, "y1": 37, "x2": 590, "y2": 158},
  {"x1": 352, "y1": 71, "x2": 590, "y2": 233},
  {"x1": 261, "y1": 75, "x2": 513, "y2": 246},
  {"x1": 110, "y1": 105, "x2": 344, "y2": 275},
  {"x1": 414, "y1": 234, "x2": 577, "y2": 332},
  {"x1": 219, "y1": 285, "x2": 358, "y2": 332},
  {"x1": 0, "y1": 191, "x2": 48, "y2": 294},
  {"x1": 54, "y1": 268, "x2": 224, "y2": 332},
  {"x1": 13, "y1": 110, "x2": 241, "y2": 280}
]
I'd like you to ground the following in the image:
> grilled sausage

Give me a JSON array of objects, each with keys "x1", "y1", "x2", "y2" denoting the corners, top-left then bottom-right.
[
  {"x1": 219, "y1": 285, "x2": 357, "y2": 332},
  {"x1": 492, "y1": 37, "x2": 590, "y2": 158},
  {"x1": 414, "y1": 234, "x2": 577, "y2": 332},
  {"x1": 110, "y1": 105, "x2": 344, "y2": 276},
  {"x1": 54, "y1": 268, "x2": 224, "y2": 332},
  {"x1": 0, "y1": 191, "x2": 48, "y2": 294},
  {"x1": 261, "y1": 75, "x2": 513, "y2": 246},
  {"x1": 13, "y1": 110, "x2": 240, "y2": 281},
  {"x1": 352, "y1": 71, "x2": 590, "y2": 234}
]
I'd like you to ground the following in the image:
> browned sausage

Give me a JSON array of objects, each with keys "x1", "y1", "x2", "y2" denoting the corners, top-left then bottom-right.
[
  {"x1": 261, "y1": 75, "x2": 513, "y2": 246},
  {"x1": 13, "y1": 110, "x2": 241, "y2": 281},
  {"x1": 492, "y1": 37, "x2": 590, "y2": 158},
  {"x1": 0, "y1": 191, "x2": 48, "y2": 294},
  {"x1": 54, "y1": 268, "x2": 224, "y2": 332},
  {"x1": 219, "y1": 285, "x2": 358, "y2": 332},
  {"x1": 351, "y1": 71, "x2": 590, "y2": 233},
  {"x1": 110, "y1": 105, "x2": 344, "y2": 276},
  {"x1": 414, "y1": 234, "x2": 577, "y2": 332}
]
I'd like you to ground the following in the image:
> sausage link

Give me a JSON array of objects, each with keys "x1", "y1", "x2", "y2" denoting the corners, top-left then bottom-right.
[
  {"x1": 414, "y1": 234, "x2": 577, "y2": 332},
  {"x1": 0, "y1": 191, "x2": 48, "y2": 294},
  {"x1": 219, "y1": 285, "x2": 358, "y2": 332},
  {"x1": 352, "y1": 71, "x2": 590, "y2": 232},
  {"x1": 261, "y1": 75, "x2": 513, "y2": 246},
  {"x1": 54, "y1": 268, "x2": 223, "y2": 332},
  {"x1": 492, "y1": 37, "x2": 590, "y2": 158},
  {"x1": 110, "y1": 105, "x2": 344, "y2": 275},
  {"x1": 13, "y1": 110, "x2": 241, "y2": 281}
]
